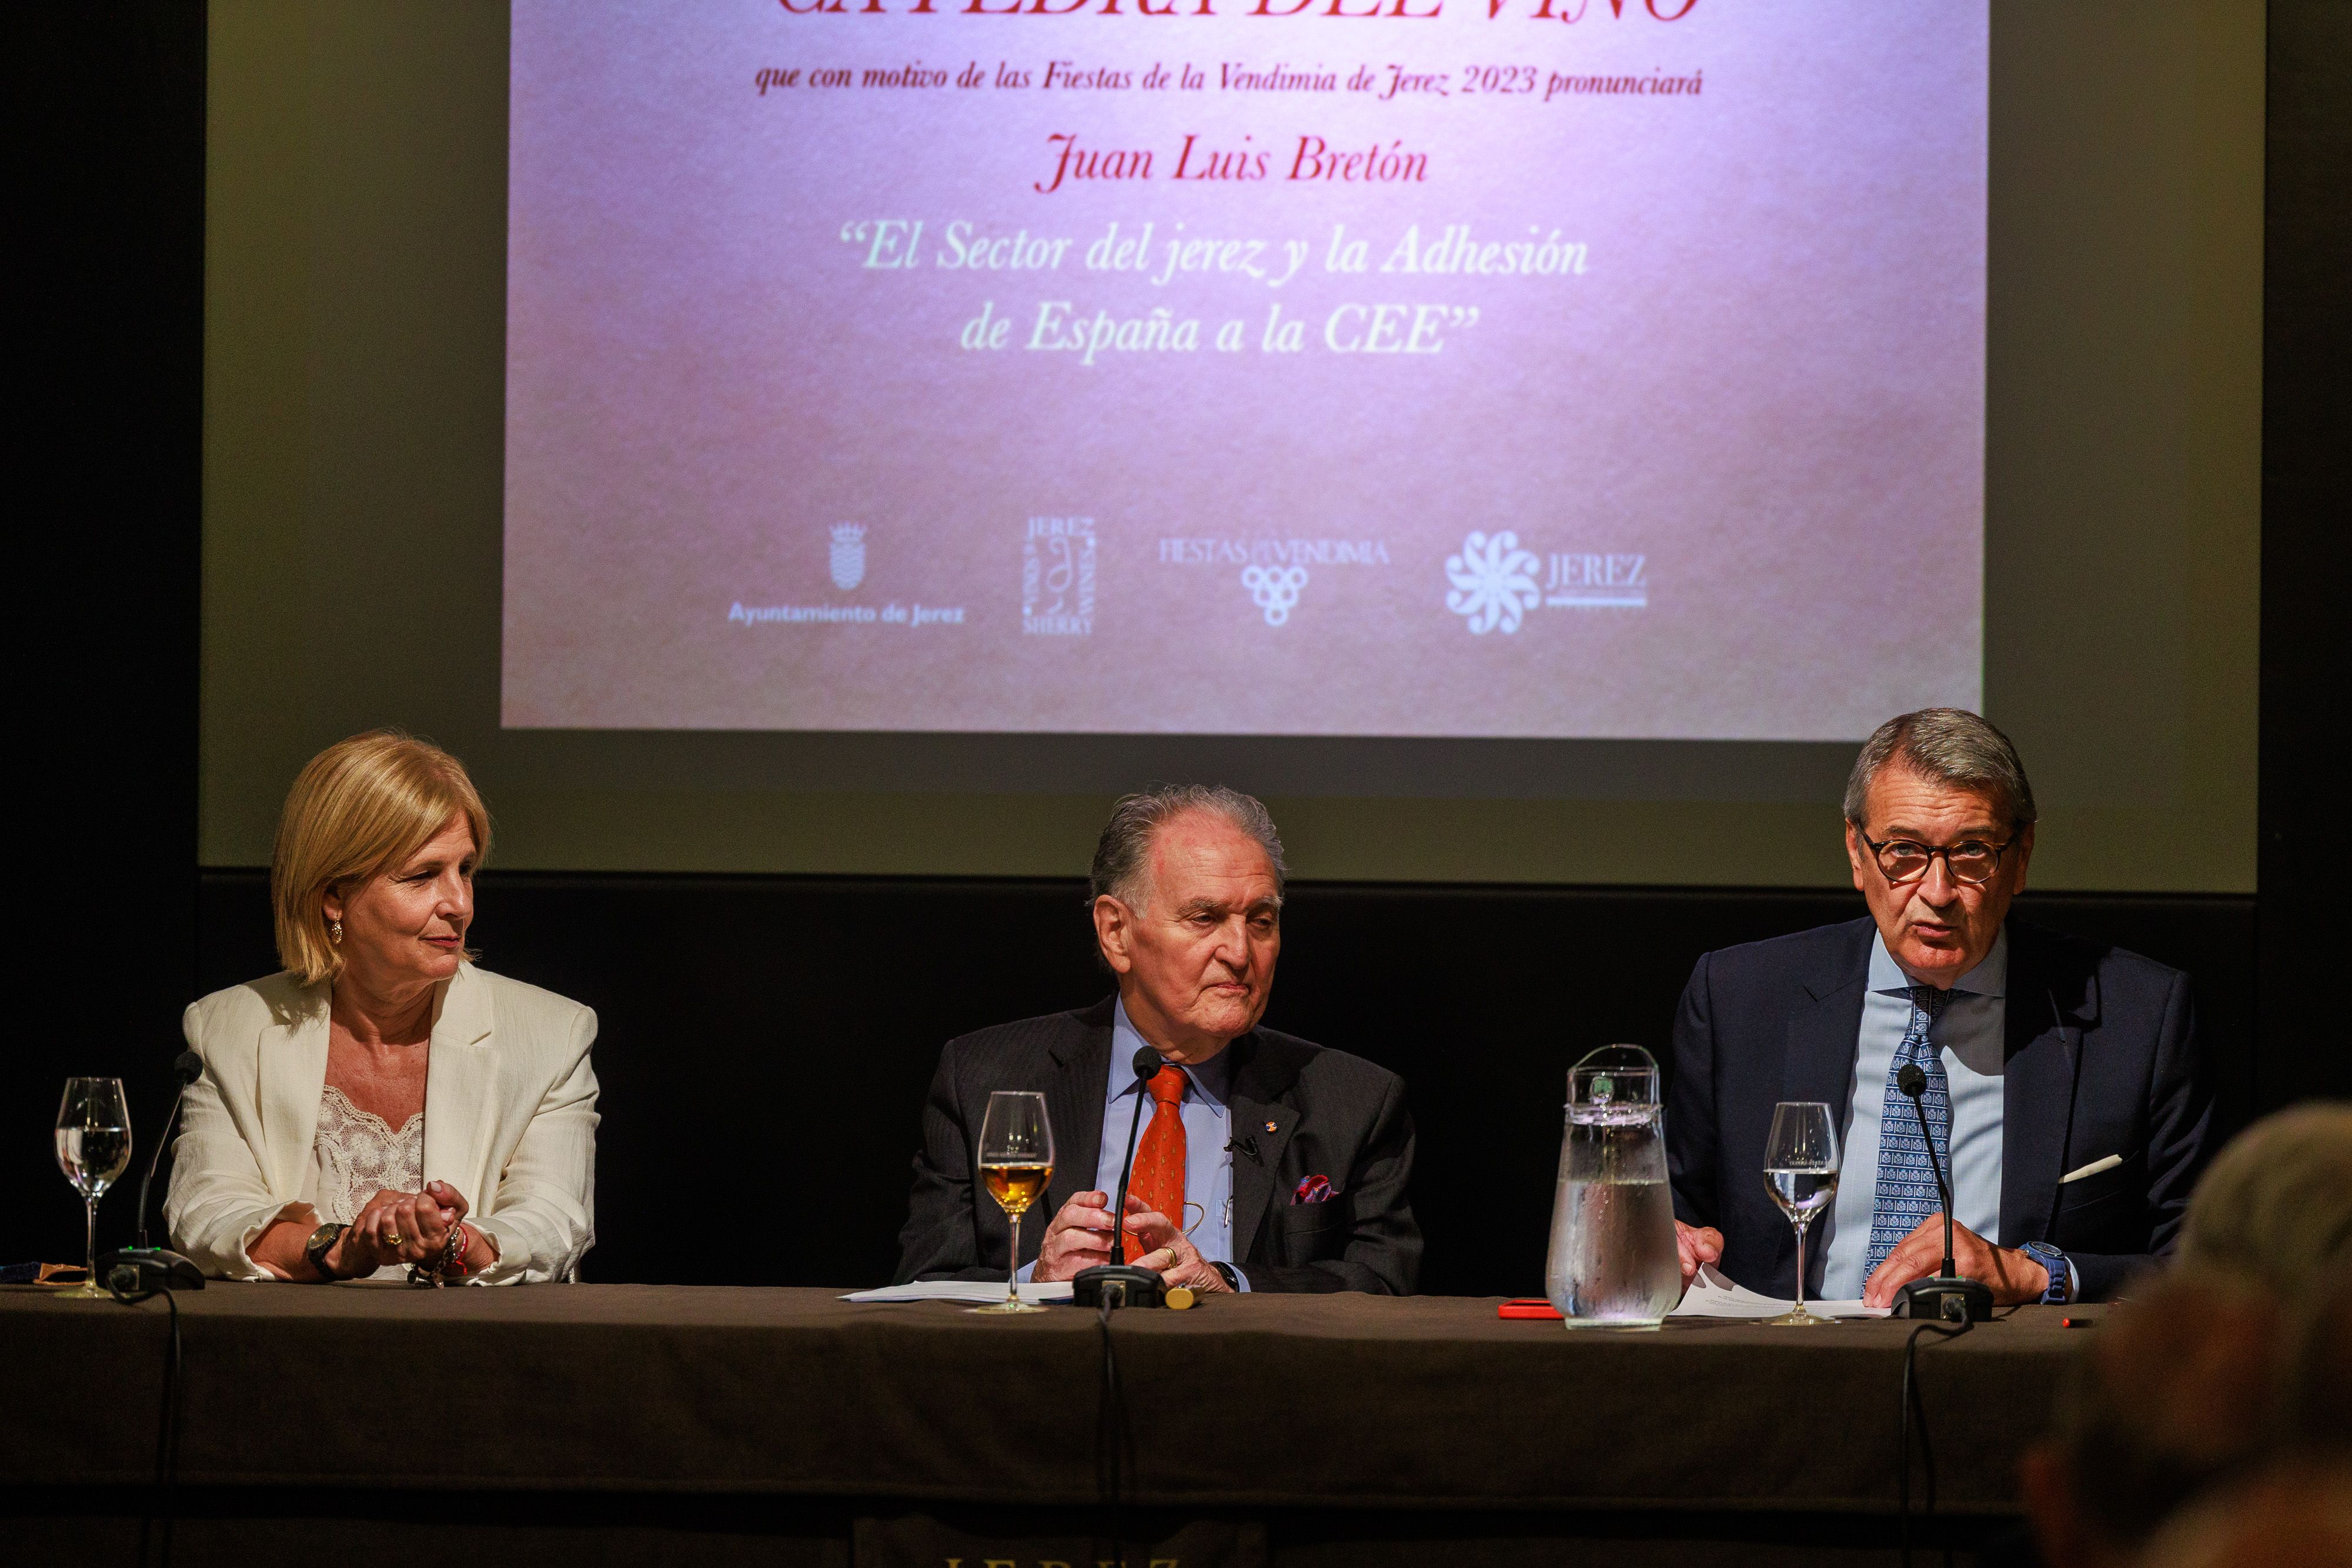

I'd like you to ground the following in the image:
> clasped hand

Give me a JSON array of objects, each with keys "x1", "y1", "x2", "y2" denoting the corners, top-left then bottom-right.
[
  {"x1": 1030, "y1": 1189, "x2": 1231, "y2": 1293},
  {"x1": 332, "y1": 1181, "x2": 473, "y2": 1276}
]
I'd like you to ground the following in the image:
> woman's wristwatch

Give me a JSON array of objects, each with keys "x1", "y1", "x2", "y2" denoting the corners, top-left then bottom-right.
[{"x1": 304, "y1": 1222, "x2": 349, "y2": 1281}]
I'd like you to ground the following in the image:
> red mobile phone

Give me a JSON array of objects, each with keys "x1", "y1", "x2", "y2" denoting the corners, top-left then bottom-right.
[{"x1": 1498, "y1": 1298, "x2": 1563, "y2": 1320}]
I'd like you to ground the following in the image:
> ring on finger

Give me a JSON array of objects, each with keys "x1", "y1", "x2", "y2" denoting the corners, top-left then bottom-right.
[{"x1": 385, "y1": 1232, "x2": 404, "y2": 1248}]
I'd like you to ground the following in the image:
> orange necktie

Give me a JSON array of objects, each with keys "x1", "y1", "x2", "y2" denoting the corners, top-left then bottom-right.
[{"x1": 1122, "y1": 1065, "x2": 1188, "y2": 1263}]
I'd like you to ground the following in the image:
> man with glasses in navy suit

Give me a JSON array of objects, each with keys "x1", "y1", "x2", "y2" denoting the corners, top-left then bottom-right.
[{"x1": 1667, "y1": 708, "x2": 2213, "y2": 1306}]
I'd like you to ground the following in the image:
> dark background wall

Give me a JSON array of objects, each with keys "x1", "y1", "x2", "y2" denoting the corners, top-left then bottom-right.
[
  {"x1": 15, "y1": 5, "x2": 206, "y2": 1266},
  {"x1": 7, "y1": 3, "x2": 2341, "y2": 1284}
]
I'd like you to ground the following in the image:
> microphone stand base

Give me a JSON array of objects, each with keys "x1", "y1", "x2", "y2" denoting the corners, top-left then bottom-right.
[
  {"x1": 96, "y1": 1247, "x2": 207, "y2": 1298},
  {"x1": 1891, "y1": 1276, "x2": 1992, "y2": 1322},
  {"x1": 1073, "y1": 1264, "x2": 1165, "y2": 1310}
]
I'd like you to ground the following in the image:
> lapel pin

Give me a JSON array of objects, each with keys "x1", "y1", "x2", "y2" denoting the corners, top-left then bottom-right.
[{"x1": 1264, "y1": 1121, "x2": 1277, "y2": 1133}]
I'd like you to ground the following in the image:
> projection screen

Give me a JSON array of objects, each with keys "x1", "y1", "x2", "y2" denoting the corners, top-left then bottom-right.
[
  {"x1": 198, "y1": 0, "x2": 2260, "y2": 889},
  {"x1": 500, "y1": 0, "x2": 1987, "y2": 741}
]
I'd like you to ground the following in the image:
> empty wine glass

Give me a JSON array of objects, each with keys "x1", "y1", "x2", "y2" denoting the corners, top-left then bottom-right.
[
  {"x1": 1762, "y1": 1100, "x2": 1841, "y2": 1328},
  {"x1": 972, "y1": 1091, "x2": 1054, "y2": 1315},
  {"x1": 55, "y1": 1078, "x2": 133, "y2": 1299}
]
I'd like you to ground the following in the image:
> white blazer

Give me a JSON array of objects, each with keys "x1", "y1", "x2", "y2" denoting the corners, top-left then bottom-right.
[{"x1": 164, "y1": 962, "x2": 599, "y2": 1284}]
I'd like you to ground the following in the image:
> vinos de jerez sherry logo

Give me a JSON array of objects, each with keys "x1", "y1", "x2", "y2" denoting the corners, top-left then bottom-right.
[
  {"x1": 1445, "y1": 530, "x2": 1648, "y2": 633},
  {"x1": 1023, "y1": 516, "x2": 1096, "y2": 636}
]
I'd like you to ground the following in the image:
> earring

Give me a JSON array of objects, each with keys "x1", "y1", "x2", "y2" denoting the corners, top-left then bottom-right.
[{"x1": 329, "y1": 920, "x2": 343, "y2": 945}]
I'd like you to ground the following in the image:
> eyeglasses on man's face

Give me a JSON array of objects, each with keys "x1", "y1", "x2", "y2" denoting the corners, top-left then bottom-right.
[{"x1": 1855, "y1": 829, "x2": 2014, "y2": 887}]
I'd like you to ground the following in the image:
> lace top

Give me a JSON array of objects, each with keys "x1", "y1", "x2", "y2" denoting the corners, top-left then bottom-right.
[{"x1": 311, "y1": 1084, "x2": 423, "y2": 1228}]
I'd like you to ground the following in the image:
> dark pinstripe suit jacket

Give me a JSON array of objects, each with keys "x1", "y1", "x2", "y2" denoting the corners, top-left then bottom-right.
[{"x1": 893, "y1": 997, "x2": 1422, "y2": 1293}]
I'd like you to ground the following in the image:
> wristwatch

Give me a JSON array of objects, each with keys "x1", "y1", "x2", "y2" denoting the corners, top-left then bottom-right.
[
  {"x1": 305, "y1": 1222, "x2": 349, "y2": 1281},
  {"x1": 2019, "y1": 1240, "x2": 2071, "y2": 1303}
]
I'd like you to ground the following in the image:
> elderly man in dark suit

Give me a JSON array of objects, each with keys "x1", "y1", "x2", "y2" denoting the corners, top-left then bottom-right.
[
  {"x1": 1669, "y1": 709, "x2": 2211, "y2": 1306},
  {"x1": 894, "y1": 785, "x2": 1419, "y2": 1295}
]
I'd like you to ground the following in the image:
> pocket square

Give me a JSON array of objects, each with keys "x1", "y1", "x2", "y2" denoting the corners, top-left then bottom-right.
[
  {"x1": 1291, "y1": 1175, "x2": 1333, "y2": 1205},
  {"x1": 2061, "y1": 1154, "x2": 2123, "y2": 1183}
]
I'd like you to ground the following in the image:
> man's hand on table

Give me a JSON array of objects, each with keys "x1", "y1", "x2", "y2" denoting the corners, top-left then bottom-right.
[
  {"x1": 1027, "y1": 1188, "x2": 1231, "y2": 1292},
  {"x1": 1121, "y1": 1206, "x2": 1232, "y2": 1293},
  {"x1": 1862, "y1": 1214, "x2": 2049, "y2": 1308},
  {"x1": 1031, "y1": 1189, "x2": 1144, "y2": 1282},
  {"x1": 1674, "y1": 1220, "x2": 1724, "y2": 1286}
]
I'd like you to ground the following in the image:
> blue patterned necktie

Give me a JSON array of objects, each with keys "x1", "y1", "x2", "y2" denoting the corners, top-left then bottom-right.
[{"x1": 1863, "y1": 984, "x2": 1955, "y2": 1279}]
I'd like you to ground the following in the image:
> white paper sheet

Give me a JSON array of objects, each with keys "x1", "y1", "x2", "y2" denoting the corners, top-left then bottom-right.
[
  {"x1": 1669, "y1": 1265, "x2": 1888, "y2": 1320},
  {"x1": 843, "y1": 1281, "x2": 1075, "y2": 1305}
]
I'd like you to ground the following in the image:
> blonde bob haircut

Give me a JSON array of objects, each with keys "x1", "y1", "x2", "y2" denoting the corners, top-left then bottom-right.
[{"x1": 272, "y1": 731, "x2": 492, "y2": 986}]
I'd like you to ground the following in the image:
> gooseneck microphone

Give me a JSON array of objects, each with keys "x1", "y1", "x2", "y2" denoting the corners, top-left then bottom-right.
[
  {"x1": 1073, "y1": 1045, "x2": 1169, "y2": 1310},
  {"x1": 136, "y1": 1051, "x2": 204, "y2": 1249},
  {"x1": 1890, "y1": 1060, "x2": 1989, "y2": 1323},
  {"x1": 99, "y1": 1050, "x2": 208, "y2": 1298},
  {"x1": 1109, "y1": 1045, "x2": 1158, "y2": 1243}
]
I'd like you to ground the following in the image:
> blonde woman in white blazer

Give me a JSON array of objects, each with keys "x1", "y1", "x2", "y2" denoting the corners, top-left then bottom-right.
[{"x1": 166, "y1": 733, "x2": 597, "y2": 1285}]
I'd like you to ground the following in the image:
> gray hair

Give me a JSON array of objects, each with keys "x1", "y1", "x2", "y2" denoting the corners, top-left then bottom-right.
[
  {"x1": 1842, "y1": 708, "x2": 2039, "y2": 830},
  {"x1": 1088, "y1": 784, "x2": 1287, "y2": 911},
  {"x1": 2180, "y1": 1103, "x2": 2352, "y2": 1302}
]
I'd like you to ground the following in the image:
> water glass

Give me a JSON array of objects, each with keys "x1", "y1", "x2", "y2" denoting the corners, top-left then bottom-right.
[
  {"x1": 1762, "y1": 1101, "x2": 1841, "y2": 1327},
  {"x1": 55, "y1": 1078, "x2": 132, "y2": 1299}
]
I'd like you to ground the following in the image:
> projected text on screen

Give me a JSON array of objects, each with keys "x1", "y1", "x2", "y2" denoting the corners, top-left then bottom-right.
[{"x1": 502, "y1": 0, "x2": 1986, "y2": 740}]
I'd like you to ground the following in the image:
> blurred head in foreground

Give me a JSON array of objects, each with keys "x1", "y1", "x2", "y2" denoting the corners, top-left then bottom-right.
[
  {"x1": 2177, "y1": 1101, "x2": 2352, "y2": 1299},
  {"x1": 2136, "y1": 1463, "x2": 2352, "y2": 1568},
  {"x1": 2075, "y1": 1098, "x2": 2352, "y2": 1568},
  {"x1": 2019, "y1": 1271, "x2": 2283, "y2": 1568}
]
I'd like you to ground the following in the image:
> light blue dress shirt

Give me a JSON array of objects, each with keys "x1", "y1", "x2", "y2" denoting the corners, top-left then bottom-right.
[
  {"x1": 1020, "y1": 997, "x2": 1250, "y2": 1289},
  {"x1": 1818, "y1": 930, "x2": 2007, "y2": 1299}
]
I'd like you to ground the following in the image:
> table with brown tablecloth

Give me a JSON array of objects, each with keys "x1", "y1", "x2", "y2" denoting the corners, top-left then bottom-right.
[{"x1": 0, "y1": 1283, "x2": 2087, "y2": 1567}]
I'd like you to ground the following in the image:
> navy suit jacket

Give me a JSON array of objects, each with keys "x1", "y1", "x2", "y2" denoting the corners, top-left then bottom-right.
[
  {"x1": 893, "y1": 997, "x2": 1422, "y2": 1294},
  {"x1": 1666, "y1": 916, "x2": 2211, "y2": 1302}
]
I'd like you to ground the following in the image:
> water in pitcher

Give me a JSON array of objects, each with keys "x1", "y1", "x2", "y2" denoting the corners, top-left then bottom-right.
[
  {"x1": 1546, "y1": 1050, "x2": 1683, "y2": 1329},
  {"x1": 1547, "y1": 1129, "x2": 1683, "y2": 1325}
]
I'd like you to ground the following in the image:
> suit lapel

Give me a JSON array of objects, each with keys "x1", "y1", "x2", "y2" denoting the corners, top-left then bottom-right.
[
  {"x1": 258, "y1": 984, "x2": 332, "y2": 1199},
  {"x1": 1783, "y1": 920, "x2": 1873, "y2": 1131},
  {"x1": 1999, "y1": 922, "x2": 2097, "y2": 1247},
  {"x1": 1224, "y1": 1033, "x2": 1299, "y2": 1267},
  {"x1": 423, "y1": 965, "x2": 500, "y2": 1203},
  {"x1": 1043, "y1": 999, "x2": 1114, "y2": 1219}
]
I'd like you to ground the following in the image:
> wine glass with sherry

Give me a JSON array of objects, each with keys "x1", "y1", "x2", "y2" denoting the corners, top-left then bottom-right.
[
  {"x1": 55, "y1": 1078, "x2": 133, "y2": 1299},
  {"x1": 973, "y1": 1090, "x2": 1054, "y2": 1315}
]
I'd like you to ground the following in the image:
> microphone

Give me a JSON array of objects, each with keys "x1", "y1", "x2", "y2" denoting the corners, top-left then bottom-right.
[
  {"x1": 1890, "y1": 1058, "x2": 1989, "y2": 1323},
  {"x1": 99, "y1": 1049, "x2": 208, "y2": 1298},
  {"x1": 1073, "y1": 1045, "x2": 1168, "y2": 1310},
  {"x1": 138, "y1": 1051, "x2": 202, "y2": 1249}
]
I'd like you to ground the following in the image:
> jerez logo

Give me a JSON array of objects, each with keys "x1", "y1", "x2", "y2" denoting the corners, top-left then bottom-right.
[
  {"x1": 1445, "y1": 531, "x2": 1541, "y2": 634},
  {"x1": 828, "y1": 523, "x2": 867, "y2": 591},
  {"x1": 1446, "y1": 531, "x2": 1649, "y2": 632}
]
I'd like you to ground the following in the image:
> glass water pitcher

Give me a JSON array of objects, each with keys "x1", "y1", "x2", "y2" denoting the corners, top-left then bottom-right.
[{"x1": 1544, "y1": 1045, "x2": 1682, "y2": 1329}]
